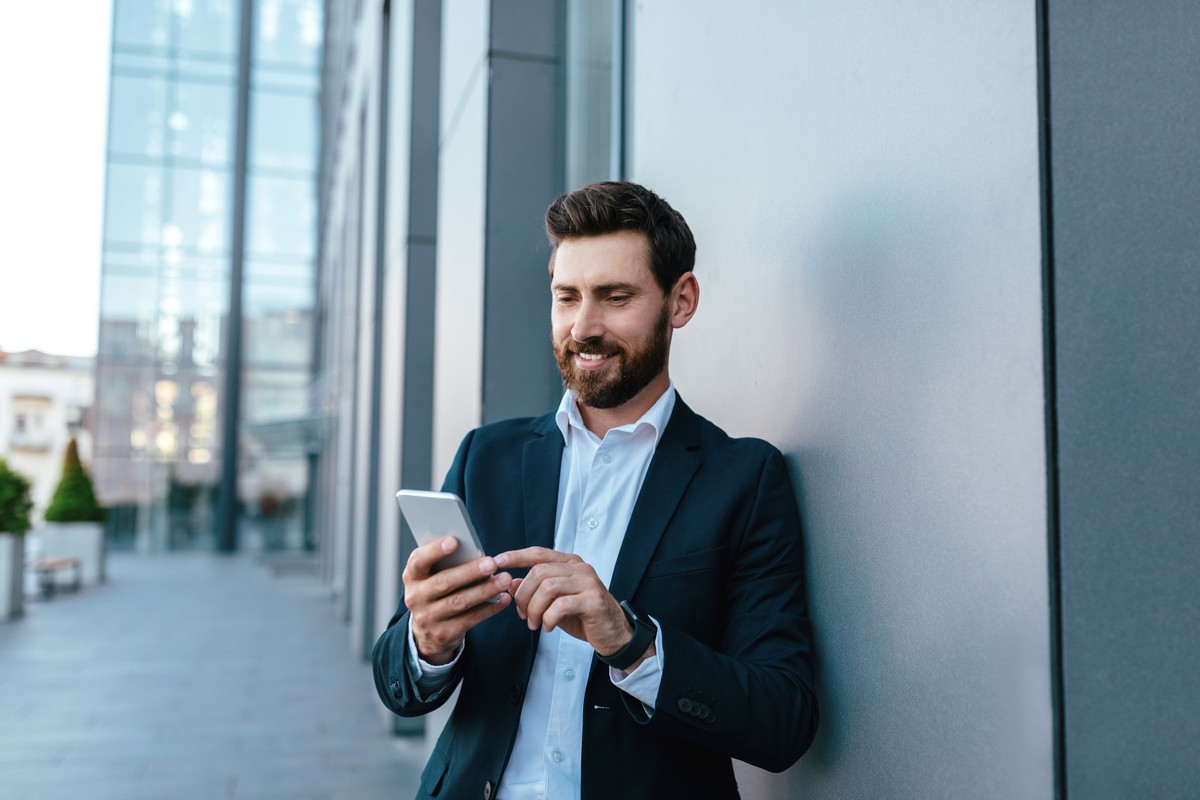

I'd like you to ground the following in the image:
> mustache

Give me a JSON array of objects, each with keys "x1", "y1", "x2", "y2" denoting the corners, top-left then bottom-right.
[{"x1": 564, "y1": 338, "x2": 621, "y2": 357}]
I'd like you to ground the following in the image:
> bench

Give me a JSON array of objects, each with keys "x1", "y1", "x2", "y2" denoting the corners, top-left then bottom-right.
[{"x1": 34, "y1": 557, "x2": 82, "y2": 599}]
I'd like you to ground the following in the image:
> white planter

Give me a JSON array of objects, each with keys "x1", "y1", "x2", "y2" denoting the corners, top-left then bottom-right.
[
  {"x1": 36, "y1": 522, "x2": 106, "y2": 586},
  {"x1": 0, "y1": 532, "x2": 25, "y2": 621}
]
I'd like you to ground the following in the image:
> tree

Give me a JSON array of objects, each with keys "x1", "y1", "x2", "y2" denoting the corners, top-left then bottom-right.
[
  {"x1": 43, "y1": 438, "x2": 105, "y2": 523},
  {"x1": 0, "y1": 457, "x2": 33, "y2": 534}
]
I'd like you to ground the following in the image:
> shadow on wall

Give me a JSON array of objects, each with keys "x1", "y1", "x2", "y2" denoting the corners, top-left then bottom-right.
[{"x1": 737, "y1": 177, "x2": 1051, "y2": 798}]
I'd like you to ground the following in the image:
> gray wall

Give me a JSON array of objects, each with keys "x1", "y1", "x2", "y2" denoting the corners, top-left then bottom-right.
[
  {"x1": 630, "y1": 2, "x2": 1052, "y2": 797},
  {"x1": 1049, "y1": 1, "x2": 1200, "y2": 797}
]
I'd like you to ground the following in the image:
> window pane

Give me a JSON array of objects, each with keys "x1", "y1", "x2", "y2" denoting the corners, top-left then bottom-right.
[
  {"x1": 241, "y1": 368, "x2": 310, "y2": 422},
  {"x1": 176, "y1": 0, "x2": 237, "y2": 58},
  {"x1": 100, "y1": 271, "x2": 160, "y2": 329},
  {"x1": 153, "y1": 273, "x2": 228, "y2": 369},
  {"x1": 109, "y1": 74, "x2": 168, "y2": 158},
  {"x1": 247, "y1": 174, "x2": 315, "y2": 258},
  {"x1": 104, "y1": 162, "x2": 163, "y2": 246},
  {"x1": 113, "y1": 0, "x2": 171, "y2": 50},
  {"x1": 565, "y1": 0, "x2": 618, "y2": 188},
  {"x1": 170, "y1": 80, "x2": 235, "y2": 165},
  {"x1": 167, "y1": 167, "x2": 230, "y2": 254},
  {"x1": 255, "y1": 0, "x2": 322, "y2": 68},
  {"x1": 244, "y1": 278, "x2": 314, "y2": 369},
  {"x1": 250, "y1": 90, "x2": 317, "y2": 171}
]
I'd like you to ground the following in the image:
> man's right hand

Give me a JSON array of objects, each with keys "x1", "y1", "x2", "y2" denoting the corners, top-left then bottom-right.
[{"x1": 403, "y1": 536, "x2": 513, "y2": 665}]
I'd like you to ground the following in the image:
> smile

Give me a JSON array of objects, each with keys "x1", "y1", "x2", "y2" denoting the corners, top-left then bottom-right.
[{"x1": 574, "y1": 352, "x2": 615, "y2": 368}]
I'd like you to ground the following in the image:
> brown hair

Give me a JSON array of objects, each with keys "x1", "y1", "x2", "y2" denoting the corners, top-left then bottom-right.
[{"x1": 545, "y1": 181, "x2": 696, "y2": 292}]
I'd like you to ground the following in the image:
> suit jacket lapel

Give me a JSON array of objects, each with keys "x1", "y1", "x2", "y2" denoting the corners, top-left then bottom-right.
[
  {"x1": 608, "y1": 397, "x2": 702, "y2": 601},
  {"x1": 522, "y1": 413, "x2": 564, "y2": 550}
]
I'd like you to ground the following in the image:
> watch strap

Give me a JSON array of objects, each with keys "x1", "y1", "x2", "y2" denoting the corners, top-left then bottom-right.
[{"x1": 598, "y1": 601, "x2": 656, "y2": 671}]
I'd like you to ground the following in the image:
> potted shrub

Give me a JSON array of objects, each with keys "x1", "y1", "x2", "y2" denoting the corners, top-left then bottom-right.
[
  {"x1": 40, "y1": 438, "x2": 107, "y2": 586},
  {"x1": 0, "y1": 457, "x2": 33, "y2": 620}
]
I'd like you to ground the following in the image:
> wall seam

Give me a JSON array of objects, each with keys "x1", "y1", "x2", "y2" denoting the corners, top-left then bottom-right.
[{"x1": 1036, "y1": 0, "x2": 1067, "y2": 797}]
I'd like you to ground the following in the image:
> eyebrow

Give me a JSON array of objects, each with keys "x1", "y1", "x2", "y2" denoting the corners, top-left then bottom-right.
[{"x1": 551, "y1": 281, "x2": 642, "y2": 294}]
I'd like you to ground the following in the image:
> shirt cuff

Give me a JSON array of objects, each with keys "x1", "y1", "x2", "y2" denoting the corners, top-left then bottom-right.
[
  {"x1": 406, "y1": 617, "x2": 463, "y2": 700},
  {"x1": 609, "y1": 615, "x2": 665, "y2": 713}
]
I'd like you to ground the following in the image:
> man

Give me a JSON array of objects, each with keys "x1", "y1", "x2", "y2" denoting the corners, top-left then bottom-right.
[{"x1": 373, "y1": 182, "x2": 817, "y2": 799}]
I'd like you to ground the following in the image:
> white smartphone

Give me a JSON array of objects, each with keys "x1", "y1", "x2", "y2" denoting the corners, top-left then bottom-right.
[{"x1": 395, "y1": 489, "x2": 487, "y2": 573}]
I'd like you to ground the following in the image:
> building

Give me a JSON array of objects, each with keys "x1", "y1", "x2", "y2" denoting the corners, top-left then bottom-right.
[
  {"x1": 311, "y1": 1, "x2": 1199, "y2": 798},
  {"x1": 0, "y1": 349, "x2": 94, "y2": 520},
  {"x1": 95, "y1": 0, "x2": 322, "y2": 552}
]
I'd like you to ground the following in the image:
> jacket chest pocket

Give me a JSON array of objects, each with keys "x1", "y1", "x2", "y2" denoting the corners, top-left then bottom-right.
[
  {"x1": 641, "y1": 545, "x2": 726, "y2": 580},
  {"x1": 637, "y1": 546, "x2": 725, "y2": 636}
]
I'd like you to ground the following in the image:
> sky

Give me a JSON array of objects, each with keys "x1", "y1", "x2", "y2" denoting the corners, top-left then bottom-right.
[{"x1": 0, "y1": 1, "x2": 112, "y2": 358}]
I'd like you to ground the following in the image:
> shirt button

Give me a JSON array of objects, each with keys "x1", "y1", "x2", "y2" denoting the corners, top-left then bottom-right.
[
  {"x1": 552, "y1": 748, "x2": 564, "y2": 763},
  {"x1": 587, "y1": 517, "x2": 598, "y2": 529},
  {"x1": 601, "y1": 453, "x2": 612, "y2": 464},
  {"x1": 564, "y1": 668, "x2": 576, "y2": 681}
]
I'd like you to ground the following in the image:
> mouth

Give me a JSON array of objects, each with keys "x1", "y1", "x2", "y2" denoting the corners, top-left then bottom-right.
[{"x1": 573, "y1": 351, "x2": 615, "y2": 369}]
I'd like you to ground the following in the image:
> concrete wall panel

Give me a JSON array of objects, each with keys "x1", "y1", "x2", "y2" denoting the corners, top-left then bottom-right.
[
  {"x1": 630, "y1": 2, "x2": 1051, "y2": 797},
  {"x1": 1049, "y1": 1, "x2": 1200, "y2": 796}
]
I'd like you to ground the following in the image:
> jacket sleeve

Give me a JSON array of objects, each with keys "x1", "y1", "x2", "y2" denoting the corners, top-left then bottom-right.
[
  {"x1": 372, "y1": 606, "x2": 464, "y2": 717},
  {"x1": 617, "y1": 447, "x2": 819, "y2": 772},
  {"x1": 371, "y1": 429, "x2": 477, "y2": 717}
]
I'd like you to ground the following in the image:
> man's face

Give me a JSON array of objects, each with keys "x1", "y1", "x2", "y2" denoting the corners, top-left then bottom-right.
[{"x1": 550, "y1": 231, "x2": 672, "y2": 410}]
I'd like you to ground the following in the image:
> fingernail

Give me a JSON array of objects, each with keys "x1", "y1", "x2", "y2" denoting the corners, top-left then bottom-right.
[
  {"x1": 494, "y1": 553, "x2": 510, "y2": 566},
  {"x1": 496, "y1": 572, "x2": 512, "y2": 588},
  {"x1": 479, "y1": 557, "x2": 496, "y2": 574},
  {"x1": 441, "y1": 537, "x2": 455, "y2": 553}
]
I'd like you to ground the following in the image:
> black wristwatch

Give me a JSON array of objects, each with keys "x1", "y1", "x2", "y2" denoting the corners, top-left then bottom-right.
[{"x1": 598, "y1": 601, "x2": 657, "y2": 671}]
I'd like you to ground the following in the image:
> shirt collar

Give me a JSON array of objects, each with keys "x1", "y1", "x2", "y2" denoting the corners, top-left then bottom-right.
[{"x1": 555, "y1": 382, "x2": 677, "y2": 448}]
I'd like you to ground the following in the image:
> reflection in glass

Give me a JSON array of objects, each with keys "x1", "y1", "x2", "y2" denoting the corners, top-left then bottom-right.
[
  {"x1": 170, "y1": 81, "x2": 235, "y2": 165},
  {"x1": 176, "y1": 0, "x2": 237, "y2": 57},
  {"x1": 168, "y1": 167, "x2": 230, "y2": 253},
  {"x1": 104, "y1": 163, "x2": 163, "y2": 246},
  {"x1": 113, "y1": 0, "x2": 171, "y2": 50},
  {"x1": 247, "y1": 175, "x2": 315, "y2": 257},
  {"x1": 99, "y1": 0, "x2": 321, "y2": 553},
  {"x1": 244, "y1": 278, "x2": 314, "y2": 368},
  {"x1": 566, "y1": 0, "x2": 619, "y2": 188},
  {"x1": 109, "y1": 74, "x2": 167, "y2": 158},
  {"x1": 242, "y1": 368, "x2": 309, "y2": 422},
  {"x1": 256, "y1": 0, "x2": 322, "y2": 67},
  {"x1": 250, "y1": 90, "x2": 317, "y2": 171}
]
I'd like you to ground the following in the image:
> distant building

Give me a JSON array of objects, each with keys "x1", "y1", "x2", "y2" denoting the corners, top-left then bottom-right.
[
  {"x1": 0, "y1": 349, "x2": 94, "y2": 520},
  {"x1": 95, "y1": 0, "x2": 322, "y2": 551}
]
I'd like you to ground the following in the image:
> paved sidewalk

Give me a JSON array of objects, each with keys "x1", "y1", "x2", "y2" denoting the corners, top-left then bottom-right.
[{"x1": 0, "y1": 552, "x2": 424, "y2": 800}]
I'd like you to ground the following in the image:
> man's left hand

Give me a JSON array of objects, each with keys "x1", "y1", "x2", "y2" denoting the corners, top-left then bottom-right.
[{"x1": 495, "y1": 547, "x2": 650, "y2": 667}]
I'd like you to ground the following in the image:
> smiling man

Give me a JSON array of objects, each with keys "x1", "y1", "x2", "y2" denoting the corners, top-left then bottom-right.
[{"x1": 373, "y1": 182, "x2": 818, "y2": 800}]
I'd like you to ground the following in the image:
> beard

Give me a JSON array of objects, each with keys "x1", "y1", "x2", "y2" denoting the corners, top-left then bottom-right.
[{"x1": 554, "y1": 304, "x2": 671, "y2": 410}]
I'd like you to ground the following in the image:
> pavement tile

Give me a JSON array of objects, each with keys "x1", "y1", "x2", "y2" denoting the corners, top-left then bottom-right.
[{"x1": 0, "y1": 552, "x2": 423, "y2": 800}]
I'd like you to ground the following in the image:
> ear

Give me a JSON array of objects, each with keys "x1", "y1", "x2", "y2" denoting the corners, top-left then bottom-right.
[{"x1": 668, "y1": 272, "x2": 699, "y2": 329}]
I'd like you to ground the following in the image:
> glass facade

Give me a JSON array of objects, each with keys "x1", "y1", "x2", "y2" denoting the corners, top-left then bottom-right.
[
  {"x1": 565, "y1": 0, "x2": 622, "y2": 189},
  {"x1": 95, "y1": 0, "x2": 321, "y2": 552}
]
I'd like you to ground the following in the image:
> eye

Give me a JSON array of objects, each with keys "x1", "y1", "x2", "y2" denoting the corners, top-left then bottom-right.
[{"x1": 608, "y1": 294, "x2": 631, "y2": 304}]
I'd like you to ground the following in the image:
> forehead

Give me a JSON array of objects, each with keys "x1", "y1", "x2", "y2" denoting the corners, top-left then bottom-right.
[{"x1": 550, "y1": 230, "x2": 654, "y2": 288}]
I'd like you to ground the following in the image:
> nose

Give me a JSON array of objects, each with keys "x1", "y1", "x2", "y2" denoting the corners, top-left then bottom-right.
[{"x1": 571, "y1": 297, "x2": 604, "y2": 343}]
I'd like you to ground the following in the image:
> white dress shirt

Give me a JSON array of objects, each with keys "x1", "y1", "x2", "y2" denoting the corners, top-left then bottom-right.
[{"x1": 406, "y1": 384, "x2": 674, "y2": 800}]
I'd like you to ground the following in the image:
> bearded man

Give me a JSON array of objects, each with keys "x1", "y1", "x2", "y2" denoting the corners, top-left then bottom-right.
[{"x1": 373, "y1": 181, "x2": 818, "y2": 800}]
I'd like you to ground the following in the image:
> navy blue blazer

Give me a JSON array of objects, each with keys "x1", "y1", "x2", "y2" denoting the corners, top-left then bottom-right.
[{"x1": 373, "y1": 398, "x2": 818, "y2": 800}]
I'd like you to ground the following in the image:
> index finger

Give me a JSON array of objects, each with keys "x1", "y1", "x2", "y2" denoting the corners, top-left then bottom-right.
[
  {"x1": 494, "y1": 546, "x2": 577, "y2": 570},
  {"x1": 407, "y1": 536, "x2": 480, "y2": 578}
]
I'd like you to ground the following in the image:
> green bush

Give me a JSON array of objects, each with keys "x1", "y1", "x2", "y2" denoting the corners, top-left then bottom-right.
[
  {"x1": 43, "y1": 438, "x2": 105, "y2": 523},
  {"x1": 0, "y1": 457, "x2": 34, "y2": 535}
]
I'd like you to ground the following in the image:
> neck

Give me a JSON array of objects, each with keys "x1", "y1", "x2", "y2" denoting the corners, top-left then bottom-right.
[{"x1": 577, "y1": 372, "x2": 670, "y2": 438}]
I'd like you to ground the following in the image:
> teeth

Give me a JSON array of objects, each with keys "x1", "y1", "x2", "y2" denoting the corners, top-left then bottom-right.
[{"x1": 577, "y1": 353, "x2": 608, "y2": 361}]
